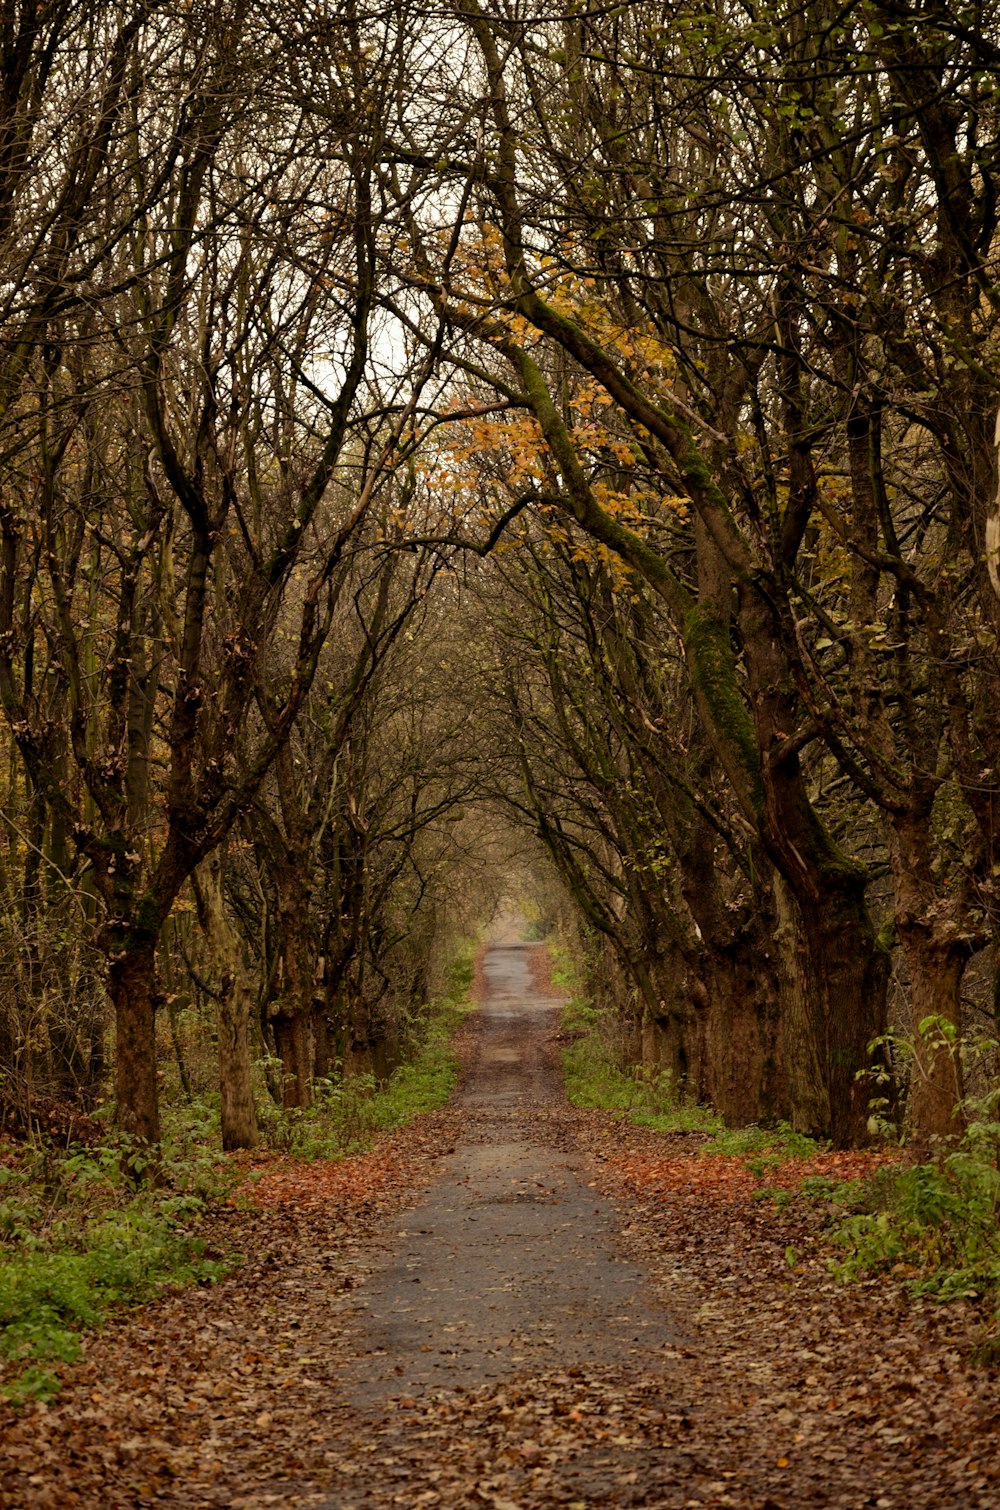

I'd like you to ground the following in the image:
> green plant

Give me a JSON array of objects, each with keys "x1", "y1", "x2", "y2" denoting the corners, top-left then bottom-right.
[
  {"x1": 754, "y1": 1185, "x2": 794, "y2": 1208},
  {"x1": 4, "y1": 1363, "x2": 64, "y2": 1406},
  {"x1": 547, "y1": 943, "x2": 582, "y2": 994},
  {"x1": 560, "y1": 995, "x2": 720, "y2": 1134},
  {"x1": 261, "y1": 942, "x2": 477, "y2": 1161},
  {"x1": 859, "y1": 1021, "x2": 1000, "y2": 1146},
  {"x1": 0, "y1": 1135, "x2": 233, "y2": 1405},
  {"x1": 830, "y1": 1117, "x2": 1000, "y2": 1314},
  {"x1": 703, "y1": 1120, "x2": 821, "y2": 1162}
]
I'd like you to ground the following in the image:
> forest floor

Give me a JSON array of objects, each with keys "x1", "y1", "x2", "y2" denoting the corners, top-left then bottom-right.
[{"x1": 2, "y1": 937, "x2": 1000, "y2": 1509}]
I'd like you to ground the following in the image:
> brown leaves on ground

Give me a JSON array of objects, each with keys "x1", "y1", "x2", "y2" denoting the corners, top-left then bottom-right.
[
  {"x1": 606, "y1": 1146, "x2": 893, "y2": 1207},
  {"x1": 0, "y1": 1090, "x2": 102, "y2": 1147},
  {"x1": 0, "y1": 1116, "x2": 452, "y2": 1510},
  {"x1": 325, "y1": 1367, "x2": 704, "y2": 1509},
  {"x1": 2, "y1": 1106, "x2": 1000, "y2": 1509},
  {"x1": 231, "y1": 1143, "x2": 429, "y2": 1215},
  {"x1": 311, "y1": 1118, "x2": 1000, "y2": 1510},
  {"x1": 524, "y1": 947, "x2": 558, "y2": 1000},
  {"x1": 578, "y1": 1118, "x2": 1000, "y2": 1509}
]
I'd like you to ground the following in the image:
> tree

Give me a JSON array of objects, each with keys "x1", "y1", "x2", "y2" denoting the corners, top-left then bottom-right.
[
  {"x1": 0, "y1": 0, "x2": 439, "y2": 1146},
  {"x1": 378, "y1": 0, "x2": 1000, "y2": 1143}
]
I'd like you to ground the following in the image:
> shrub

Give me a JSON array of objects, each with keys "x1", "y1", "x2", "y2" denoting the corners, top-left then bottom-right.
[
  {"x1": 0, "y1": 1139, "x2": 230, "y2": 1405},
  {"x1": 560, "y1": 993, "x2": 719, "y2": 1134}
]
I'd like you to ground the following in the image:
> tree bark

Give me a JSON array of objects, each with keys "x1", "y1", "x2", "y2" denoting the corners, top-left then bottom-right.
[
  {"x1": 193, "y1": 853, "x2": 258, "y2": 1150},
  {"x1": 903, "y1": 938, "x2": 967, "y2": 1150},
  {"x1": 771, "y1": 874, "x2": 829, "y2": 1136},
  {"x1": 798, "y1": 886, "x2": 889, "y2": 1146},
  {"x1": 218, "y1": 990, "x2": 258, "y2": 1150},
  {"x1": 273, "y1": 1010, "x2": 312, "y2": 1110},
  {"x1": 312, "y1": 1001, "x2": 332, "y2": 1081},
  {"x1": 108, "y1": 938, "x2": 159, "y2": 1147},
  {"x1": 893, "y1": 811, "x2": 969, "y2": 1149},
  {"x1": 270, "y1": 867, "x2": 316, "y2": 1106},
  {"x1": 739, "y1": 589, "x2": 889, "y2": 1146},
  {"x1": 679, "y1": 815, "x2": 788, "y2": 1126}
]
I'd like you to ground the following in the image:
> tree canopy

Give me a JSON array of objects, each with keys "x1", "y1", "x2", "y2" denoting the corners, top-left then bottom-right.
[{"x1": 1, "y1": 0, "x2": 1000, "y2": 1154}]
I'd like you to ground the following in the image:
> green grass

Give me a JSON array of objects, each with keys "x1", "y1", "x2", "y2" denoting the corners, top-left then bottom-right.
[
  {"x1": 797, "y1": 1095, "x2": 1000, "y2": 1360},
  {"x1": 702, "y1": 1121, "x2": 821, "y2": 1164},
  {"x1": 559, "y1": 971, "x2": 825, "y2": 1158},
  {"x1": 560, "y1": 990, "x2": 721, "y2": 1135},
  {"x1": 0, "y1": 948, "x2": 478, "y2": 1407},
  {"x1": 736, "y1": 1105, "x2": 1000, "y2": 1357},
  {"x1": 830, "y1": 1139, "x2": 1000, "y2": 1311},
  {"x1": 0, "y1": 1138, "x2": 232, "y2": 1406},
  {"x1": 560, "y1": 959, "x2": 1000, "y2": 1357},
  {"x1": 268, "y1": 945, "x2": 476, "y2": 1160},
  {"x1": 549, "y1": 948, "x2": 579, "y2": 993}
]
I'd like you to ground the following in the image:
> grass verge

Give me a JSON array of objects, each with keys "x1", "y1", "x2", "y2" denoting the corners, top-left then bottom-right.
[
  {"x1": 559, "y1": 970, "x2": 812, "y2": 1154},
  {"x1": 0, "y1": 1135, "x2": 231, "y2": 1406},
  {"x1": 264, "y1": 944, "x2": 476, "y2": 1160},
  {"x1": 559, "y1": 956, "x2": 1000, "y2": 1353},
  {"x1": 825, "y1": 1131, "x2": 1000, "y2": 1351},
  {"x1": 561, "y1": 992, "x2": 719, "y2": 1134},
  {"x1": 1, "y1": 948, "x2": 477, "y2": 1406}
]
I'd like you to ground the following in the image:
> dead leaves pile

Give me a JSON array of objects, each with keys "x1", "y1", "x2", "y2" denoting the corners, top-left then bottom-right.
[
  {"x1": 233, "y1": 1142, "x2": 434, "y2": 1216},
  {"x1": 576, "y1": 1121, "x2": 1000, "y2": 1509},
  {"x1": 321, "y1": 1368, "x2": 703, "y2": 1509},
  {"x1": 0, "y1": 1116, "x2": 456, "y2": 1510}
]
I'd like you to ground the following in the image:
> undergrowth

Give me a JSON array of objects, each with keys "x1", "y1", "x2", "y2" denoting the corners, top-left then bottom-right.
[
  {"x1": 0, "y1": 1134, "x2": 232, "y2": 1406},
  {"x1": 261, "y1": 945, "x2": 476, "y2": 1160},
  {"x1": 0, "y1": 948, "x2": 477, "y2": 1407},
  {"x1": 559, "y1": 981, "x2": 719, "y2": 1136},
  {"x1": 559, "y1": 963, "x2": 821, "y2": 1159},
  {"x1": 827, "y1": 1106, "x2": 1000, "y2": 1352},
  {"x1": 561, "y1": 970, "x2": 1000, "y2": 1349}
]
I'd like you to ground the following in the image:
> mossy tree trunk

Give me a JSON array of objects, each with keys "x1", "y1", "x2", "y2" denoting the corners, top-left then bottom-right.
[
  {"x1": 737, "y1": 588, "x2": 889, "y2": 1146},
  {"x1": 254, "y1": 751, "x2": 317, "y2": 1111},
  {"x1": 771, "y1": 875, "x2": 829, "y2": 1137},
  {"x1": 676, "y1": 558, "x2": 888, "y2": 1145}
]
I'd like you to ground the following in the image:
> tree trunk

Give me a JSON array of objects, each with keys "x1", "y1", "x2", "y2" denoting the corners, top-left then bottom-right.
[
  {"x1": 685, "y1": 551, "x2": 888, "y2": 1144},
  {"x1": 193, "y1": 853, "x2": 258, "y2": 1150},
  {"x1": 273, "y1": 1010, "x2": 312, "y2": 1109},
  {"x1": 312, "y1": 1002, "x2": 332, "y2": 1081},
  {"x1": 798, "y1": 885, "x2": 889, "y2": 1146},
  {"x1": 108, "y1": 938, "x2": 160, "y2": 1147},
  {"x1": 701, "y1": 938, "x2": 786, "y2": 1126},
  {"x1": 733, "y1": 594, "x2": 887, "y2": 1144},
  {"x1": 218, "y1": 988, "x2": 259, "y2": 1149},
  {"x1": 167, "y1": 993, "x2": 194, "y2": 1103},
  {"x1": 892, "y1": 810, "x2": 969, "y2": 1149},
  {"x1": 903, "y1": 937, "x2": 966, "y2": 1149},
  {"x1": 771, "y1": 875, "x2": 829, "y2": 1136},
  {"x1": 266, "y1": 816, "x2": 316, "y2": 1108},
  {"x1": 678, "y1": 811, "x2": 788, "y2": 1127}
]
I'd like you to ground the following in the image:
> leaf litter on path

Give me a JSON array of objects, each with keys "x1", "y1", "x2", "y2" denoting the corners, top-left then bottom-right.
[{"x1": 3, "y1": 947, "x2": 1000, "y2": 1508}]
